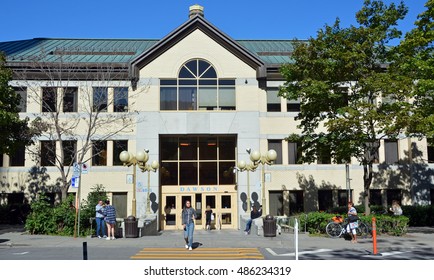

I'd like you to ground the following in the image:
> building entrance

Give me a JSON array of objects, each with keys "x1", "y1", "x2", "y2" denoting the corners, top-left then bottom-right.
[{"x1": 160, "y1": 185, "x2": 237, "y2": 230}]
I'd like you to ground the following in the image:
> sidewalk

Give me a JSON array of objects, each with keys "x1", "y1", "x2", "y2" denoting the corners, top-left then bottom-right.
[{"x1": 1, "y1": 224, "x2": 433, "y2": 254}]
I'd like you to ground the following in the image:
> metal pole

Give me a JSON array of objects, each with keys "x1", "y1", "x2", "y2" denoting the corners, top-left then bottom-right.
[
  {"x1": 345, "y1": 162, "x2": 350, "y2": 203},
  {"x1": 77, "y1": 163, "x2": 83, "y2": 236},
  {"x1": 147, "y1": 168, "x2": 151, "y2": 214},
  {"x1": 132, "y1": 163, "x2": 136, "y2": 217},
  {"x1": 294, "y1": 218, "x2": 299, "y2": 260},
  {"x1": 261, "y1": 163, "x2": 266, "y2": 216},
  {"x1": 82, "y1": 242, "x2": 88, "y2": 260},
  {"x1": 247, "y1": 169, "x2": 250, "y2": 212}
]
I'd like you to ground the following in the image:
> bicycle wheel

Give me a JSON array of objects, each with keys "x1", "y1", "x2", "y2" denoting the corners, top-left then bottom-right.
[
  {"x1": 356, "y1": 222, "x2": 369, "y2": 239},
  {"x1": 326, "y1": 222, "x2": 343, "y2": 238}
]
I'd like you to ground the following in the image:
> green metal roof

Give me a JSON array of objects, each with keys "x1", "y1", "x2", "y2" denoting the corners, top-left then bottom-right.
[{"x1": 0, "y1": 38, "x2": 298, "y2": 66}]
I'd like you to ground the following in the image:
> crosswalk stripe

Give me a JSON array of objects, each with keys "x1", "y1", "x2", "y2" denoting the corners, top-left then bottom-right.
[{"x1": 130, "y1": 248, "x2": 264, "y2": 260}]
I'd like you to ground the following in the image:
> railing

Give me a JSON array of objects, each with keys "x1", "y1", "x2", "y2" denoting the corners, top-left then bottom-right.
[{"x1": 276, "y1": 214, "x2": 308, "y2": 234}]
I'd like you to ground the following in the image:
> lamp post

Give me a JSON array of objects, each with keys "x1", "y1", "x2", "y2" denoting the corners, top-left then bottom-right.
[
  {"x1": 247, "y1": 149, "x2": 277, "y2": 216},
  {"x1": 119, "y1": 149, "x2": 159, "y2": 216},
  {"x1": 238, "y1": 156, "x2": 257, "y2": 213},
  {"x1": 143, "y1": 159, "x2": 159, "y2": 215}
]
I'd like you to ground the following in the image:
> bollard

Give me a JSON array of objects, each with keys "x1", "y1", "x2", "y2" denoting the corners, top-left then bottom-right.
[
  {"x1": 294, "y1": 218, "x2": 299, "y2": 261},
  {"x1": 83, "y1": 242, "x2": 88, "y2": 260},
  {"x1": 372, "y1": 217, "x2": 378, "y2": 255}
]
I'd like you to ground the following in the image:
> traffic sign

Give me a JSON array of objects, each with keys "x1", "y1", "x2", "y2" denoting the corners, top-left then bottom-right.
[
  {"x1": 81, "y1": 163, "x2": 89, "y2": 174},
  {"x1": 71, "y1": 177, "x2": 79, "y2": 188}
]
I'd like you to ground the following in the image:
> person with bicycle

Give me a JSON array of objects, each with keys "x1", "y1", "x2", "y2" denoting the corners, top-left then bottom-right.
[{"x1": 347, "y1": 201, "x2": 359, "y2": 243}]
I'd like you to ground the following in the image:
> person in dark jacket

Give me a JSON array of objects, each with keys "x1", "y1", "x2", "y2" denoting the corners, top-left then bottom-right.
[
  {"x1": 244, "y1": 205, "x2": 262, "y2": 234},
  {"x1": 204, "y1": 205, "x2": 213, "y2": 230},
  {"x1": 182, "y1": 200, "x2": 196, "y2": 250}
]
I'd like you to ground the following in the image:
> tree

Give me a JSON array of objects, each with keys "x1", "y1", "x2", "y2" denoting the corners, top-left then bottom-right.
[
  {"x1": 279, "y1": 0, "x2": 410, "y2": 214},
  {"x1": 12, "y1": 50, "x2": 146, "y2": 200},
  {"x1": 0, "y1": 52, "x2": 34, "y2": 155},
  {"x1": 396, "y1": 0, "x2": 434, "y2": 143}
]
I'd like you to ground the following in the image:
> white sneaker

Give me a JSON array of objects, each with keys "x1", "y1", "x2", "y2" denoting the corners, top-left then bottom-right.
[
  {"x1": 106, "y1": 237, "x2": 110, "y2": 240},
  {"x1": 185, "y1": 244, "x2": 189, "y2": 249},
  {"x1": 189, "y1": 247, "x2": 192, "y2": 251},
  {"x1": 111, "y1": 237, "x2": 116, "y2": 240},
  {"x1": 98, "y1": 236, "x2": 101, "y2": 239}
]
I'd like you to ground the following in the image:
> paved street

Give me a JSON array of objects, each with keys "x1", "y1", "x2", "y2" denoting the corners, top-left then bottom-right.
[{"x1": 1, "y1": 225, "x2": 433, "y2": 260}]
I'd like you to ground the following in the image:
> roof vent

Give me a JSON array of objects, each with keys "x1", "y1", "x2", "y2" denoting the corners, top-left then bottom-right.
[{"x1": 189, "y1": 4, "x2": 204, "y2": 18}]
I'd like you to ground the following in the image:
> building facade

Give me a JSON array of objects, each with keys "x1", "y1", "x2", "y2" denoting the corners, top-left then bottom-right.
[{"x1": 1, "y1": 6, "x2": 434, "y2": 230}]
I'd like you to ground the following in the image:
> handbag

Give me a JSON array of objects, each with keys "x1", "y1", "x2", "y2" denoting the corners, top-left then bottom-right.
[
  {"x1": 211, "y1": 213, "x2": 215, "y2": 221},
  {"x1": 348, "y1": 215, "x2": 359, "y2": 222}
]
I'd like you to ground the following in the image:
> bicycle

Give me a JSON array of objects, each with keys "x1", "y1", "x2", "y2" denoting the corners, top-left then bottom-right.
[{"x1": 326, "y1": 215, "x2": 369, "y2": 239}]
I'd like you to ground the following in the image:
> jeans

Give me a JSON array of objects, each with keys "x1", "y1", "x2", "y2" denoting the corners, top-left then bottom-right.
[
  {"x1": 96, "y1": 217, "x2": 106, "y2": 236},
  {"x1": 184, "y1": 223, "x2": 195, "y2": 248},
  {"x1": 245, "y1": 219, "x2": 253, "y2": 232}
]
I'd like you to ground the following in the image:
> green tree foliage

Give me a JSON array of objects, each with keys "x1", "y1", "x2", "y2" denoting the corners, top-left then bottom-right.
[
  {"x1": 25, "y1": 185, "x2": 107, "y2": 236},
  {"x1": 396, "y1": 0, "x2": 434, "y2": 142},
  {"x1": 279, "y1": 0, "x2": 410, "y2": 214},
  {"x1": 0, "y1": 52, "x2": 34, "y2": 155}
]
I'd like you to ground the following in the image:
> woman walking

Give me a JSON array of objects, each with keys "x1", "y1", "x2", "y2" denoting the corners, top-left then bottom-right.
[
  {"x1": 182, "y1": 200, "x2": 196, "y2": 250},
  {"x1": 103, "y1": 199, "x2": 117, "y2": 240}
]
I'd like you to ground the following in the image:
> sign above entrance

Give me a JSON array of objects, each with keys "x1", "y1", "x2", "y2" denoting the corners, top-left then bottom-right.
[{"x1": 180, "y1": 186, "x2": 218, "y2": 192}]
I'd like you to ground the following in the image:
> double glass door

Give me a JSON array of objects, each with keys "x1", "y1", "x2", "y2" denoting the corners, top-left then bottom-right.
[{"x1": 161, "y1": 193, "x2": 235, "y2": 230}]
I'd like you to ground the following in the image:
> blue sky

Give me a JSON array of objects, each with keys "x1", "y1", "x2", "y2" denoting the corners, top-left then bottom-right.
[{"x1": 0, "y1": 0, "x2": 428, "y2": 44}]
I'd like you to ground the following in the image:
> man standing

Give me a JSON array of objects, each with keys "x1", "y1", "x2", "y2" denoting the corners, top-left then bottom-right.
[{"x1": 95, "y1": 200, "x2": 106, "y2": 238}]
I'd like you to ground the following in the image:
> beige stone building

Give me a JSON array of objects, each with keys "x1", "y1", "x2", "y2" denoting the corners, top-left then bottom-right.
[{"x1": 1, "y1": 5, "x2": 433, "y2": 231}]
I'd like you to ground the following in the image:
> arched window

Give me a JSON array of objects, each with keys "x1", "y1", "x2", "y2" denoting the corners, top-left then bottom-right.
[{"x1": 160, "y1": 59, "x2": 235, "y2": 111}]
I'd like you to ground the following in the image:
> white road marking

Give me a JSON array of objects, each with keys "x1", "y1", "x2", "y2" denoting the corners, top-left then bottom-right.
[
  {"x1": 266, "y1": 248, "x2": 332, "y2": 256},
  {"x1": 12, "y1": 252, "x2": 29, "y2": 255}
]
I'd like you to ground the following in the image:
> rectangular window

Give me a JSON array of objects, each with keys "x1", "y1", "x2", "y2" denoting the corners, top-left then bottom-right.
[
  {"x1": 14, "y1": 87, "x2": 27, "y2": 112},
  {"x1": 160, "y1": 87, "x2": 177, "y2": 110},
  {"x1": 0, "y1": 153, "x2": 3, "y2": 167},
  {"x1": 92, "y1": 141, "x2": 107, "y2": 166},
  {"x1": 269, "y1": 191, "x2": 283, "y2": 216},
  {"x1": 199, "y1": 162, "x2": 217, "y2": 185},
  {"x1": 386, "y1": 189, "x2": 402, "y2": 206},
  {"x1": 267, "y1": 88, "x2": 281, "y2": 112},
  {"x1": 9, "y1": 145, "x2": 25, "y2": 166},
  {"x1": 179, "y1": 86, "x2": 197, "y2": 110},
  {"x1": 427, "y1": 140, "x2": 434, "y2": 163},
  {"x1": 198, "y1": 86, "x2": 217, "y2": 110},
  {"x1": 63, "y1": 87, "x2": 78, "y2": 112},
  {"x1": 317, "y1": 145, "x2": 331, "y2": 164},
  {"x1": 113, "y1": 140, "x2": 128, "y2": 166},
  {"x1": 384, "y1": 140, "x2": 398, "y2": 164},
  {"x1": 221, "y1": 195, "x2": 231, "y2": 209},
  {"x1": 218, "y1": 85, "x2": 235, "y2": 110},
  {"x1": 288, "y1": 141, "x2": 302, "y2": 164},
  {"x1": 114, "y1": 87, "x2": 128, "y2": 112},
  {"x1": 289, "y1": 190, "x2": 304, "y2": 215},
  {"x1": 41, "y1": 141, "x2": 56, "y2": 166},
  {"x1": 338, "y1": 190, "x2": 352, "y2": 207},
  {"x1": 268, "y1": 140, "x2": 282, "y2": 164},
  {"x1": 369, "y1": 189, "x2": 382, "y2": 206},
  {"x1": 93, "y1": 87, "x2": 108, "y2": 112},
  {"x1": 219, "y1": 162, "x2": 236, "y2": 185},
  {"x1": 286, "y1": 98, "x2": 301, "y2": 112},
  {"x1": 62, "y1": 140, "x2": 76, "y2": 166},
  {"x1": 42, "y1": 87, "x2": 57, "y2": 112},
  {"x1": 160, "y1": 162, "x2": 178, "y2": 185},
  {"x1": 318, "y1": 190, "x2": 333, "y2": 211}
]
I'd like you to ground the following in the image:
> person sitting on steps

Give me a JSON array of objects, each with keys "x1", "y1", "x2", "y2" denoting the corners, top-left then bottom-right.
[{"x1": 244, "y1": 205, "x2": 262, "y2": 235}]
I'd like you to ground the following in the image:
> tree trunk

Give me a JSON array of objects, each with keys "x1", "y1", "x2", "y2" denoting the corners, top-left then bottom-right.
[{"x1": 363, "y1": 162, "x2": 373, "y2": 215}]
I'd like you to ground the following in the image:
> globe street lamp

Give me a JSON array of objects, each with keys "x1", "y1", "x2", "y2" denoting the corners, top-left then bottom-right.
[
  {"x1": 247, "y1": 149, "x2": 277, "y2": 216},
  {"x1": 119, "y1": 149, "x2": 159, "y2": 216},
  {"x1": 142, "y1": 158, "x2": 159, "y2": 215},
  {"x1": 237, "y1": 156, "x2": 257, "y2": 213}
]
